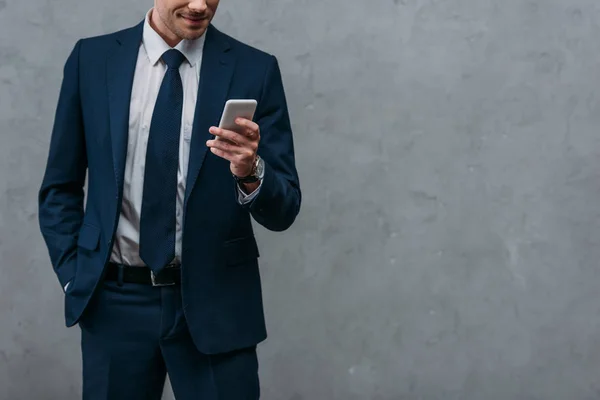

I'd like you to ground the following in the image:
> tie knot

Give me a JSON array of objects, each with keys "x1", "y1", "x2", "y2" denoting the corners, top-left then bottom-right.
[{"x1": 162, "y1": 49, "x2": 186, "y2": 69}]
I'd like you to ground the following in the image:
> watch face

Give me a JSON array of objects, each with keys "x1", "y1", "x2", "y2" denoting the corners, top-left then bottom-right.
[{"x1": 256, "y1": 158, "x2": 265, "y2": 178}]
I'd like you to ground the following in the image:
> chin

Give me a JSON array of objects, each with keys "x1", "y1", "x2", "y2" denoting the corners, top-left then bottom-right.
[
  {"x1": 178, "y1": 23, "x2": 208, "y2": 38},
  {"x1": 168, "y1": 25, "x2": 204, "y2": 41},
  {"x1": 182, "y1": 29, "x2": 207, "y2": 40}
]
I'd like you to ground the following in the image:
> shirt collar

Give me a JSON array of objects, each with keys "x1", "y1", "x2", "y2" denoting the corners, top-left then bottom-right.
[{"x1": 142, "y1": 8, "x2": 206, "y2": 67}]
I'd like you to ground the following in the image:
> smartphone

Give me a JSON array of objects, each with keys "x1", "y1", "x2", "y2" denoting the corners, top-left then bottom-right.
[{"x1": 218, "y1": 99, "x2": 258, "y2": 137}]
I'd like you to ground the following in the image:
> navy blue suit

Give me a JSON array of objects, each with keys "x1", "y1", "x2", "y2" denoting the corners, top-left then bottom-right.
[{"x1": 39, "y1": 20, "x2": 300, "y2": 398}]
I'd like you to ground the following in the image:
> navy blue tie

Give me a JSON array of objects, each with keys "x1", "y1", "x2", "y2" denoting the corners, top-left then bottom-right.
[{"x1": 139, "y1": 49, "x2": 186, "y2": 274}]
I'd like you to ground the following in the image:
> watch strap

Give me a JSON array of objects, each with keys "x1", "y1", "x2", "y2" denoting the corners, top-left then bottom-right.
[
  {"x1": 233, "y1": 156, "x2": 262, "y2": 183},
  {"x1": 234, "y1": 174, "x2": 259, "y2": 184}
]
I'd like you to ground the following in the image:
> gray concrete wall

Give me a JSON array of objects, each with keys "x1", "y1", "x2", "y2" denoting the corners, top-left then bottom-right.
[{"x1": 2, "y1": 0, "x2": 600, "y2": 398}]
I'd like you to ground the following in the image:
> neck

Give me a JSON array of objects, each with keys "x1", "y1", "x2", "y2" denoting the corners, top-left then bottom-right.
[{"x1": 149, "y1": 8, "x2": 182, "y2": 48}]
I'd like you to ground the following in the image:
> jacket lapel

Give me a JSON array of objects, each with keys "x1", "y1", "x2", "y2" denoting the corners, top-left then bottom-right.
[
  {"x1": 106, "y1": 21, "x2": 143, "y2": 197},
  {"x1": 185, "y1": 25, "x2": 235, "y2": 207}
]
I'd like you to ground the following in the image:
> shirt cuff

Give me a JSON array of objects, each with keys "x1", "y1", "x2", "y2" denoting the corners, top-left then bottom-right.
[
  {"x1": 237, "y1": 180, "x2": 262, "y2": 204},
  {"x1": 64, "y1": 281, "x2": 70, "y2": 292}
]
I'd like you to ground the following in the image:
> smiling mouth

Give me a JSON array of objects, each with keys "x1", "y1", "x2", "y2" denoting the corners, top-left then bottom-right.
[{"x1": 181, "y1": 15, "x2": 206, "y2": 22}]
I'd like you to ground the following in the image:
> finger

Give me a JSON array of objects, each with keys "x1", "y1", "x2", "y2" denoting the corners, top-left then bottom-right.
[
  {"x1": 235, "y1": 118, "x2": 260, "y2": 139},
  {"x1": 207, "y1": 138, "x2": 256, "y2": 162},
  {"x1": 209, "y1": 146, "x2": 238, "y2": 162},
  {"x1": 206, "y1": 138, "x2": 246, "y2": 155},
  {"x1": 209, "y1": 126, "x2": 249, "y2": 145},
  {"x1": 235, "y1": 118, "x2": 259, "y2": 133},
  {"x1": 239, "y1": 127, "x2": 258, "y2": 142}
]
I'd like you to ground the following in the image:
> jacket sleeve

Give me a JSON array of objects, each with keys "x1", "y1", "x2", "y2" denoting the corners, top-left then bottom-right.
[
  {"x1": 38, "y1": 39, "x2": 87, "y2": 289},
  {"x1": 243, "y1": 55, "x2": 301, "y2": 231}
]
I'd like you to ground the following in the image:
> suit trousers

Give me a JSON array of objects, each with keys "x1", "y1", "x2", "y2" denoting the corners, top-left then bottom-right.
[{"x1": 78, "y1": 278, "x2": 260, "y2": 400}]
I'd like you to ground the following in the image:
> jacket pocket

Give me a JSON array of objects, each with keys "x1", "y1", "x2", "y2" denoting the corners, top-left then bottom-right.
[
  {"x1": 77, "y1": 223, "x2": 101, "y2": 251},
  {"x1": 222, "y1": 236, "x2": 260, "y2": 266}
]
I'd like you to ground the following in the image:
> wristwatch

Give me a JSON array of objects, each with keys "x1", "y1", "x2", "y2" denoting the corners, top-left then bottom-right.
[{"x1": 233, "y1": 155, "x2": 265, "y2": 184}]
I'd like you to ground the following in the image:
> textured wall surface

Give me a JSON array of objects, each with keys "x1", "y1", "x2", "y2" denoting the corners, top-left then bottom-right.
[{"x1": 2, "y1": 0, "x2": 600, "y2": 399}]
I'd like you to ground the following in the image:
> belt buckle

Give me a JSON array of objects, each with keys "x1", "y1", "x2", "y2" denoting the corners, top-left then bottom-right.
[{"x1": 150, "y1": 266, "x2": 176, "y2": 287}]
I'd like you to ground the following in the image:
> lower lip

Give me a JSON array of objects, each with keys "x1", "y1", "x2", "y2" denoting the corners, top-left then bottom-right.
[{"x1": 182, "y1": 16, "x2": 205, "y2": 26}]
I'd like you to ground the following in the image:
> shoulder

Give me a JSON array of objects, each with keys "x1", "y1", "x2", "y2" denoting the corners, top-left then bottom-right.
[
  {"x1": 82, "y1": 21, "x2": 143, "y2": 44},
  {"x1": 75, "y1": 21, "x2": 143, "y2": 55},
  {"x1": 210, "y1": 25, "x2": 276, "y2": 67}
]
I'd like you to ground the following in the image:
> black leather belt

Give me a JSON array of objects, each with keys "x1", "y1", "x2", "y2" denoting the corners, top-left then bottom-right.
[{"x1": 105, "y1": 262, "x2": 181, "y2": 286}]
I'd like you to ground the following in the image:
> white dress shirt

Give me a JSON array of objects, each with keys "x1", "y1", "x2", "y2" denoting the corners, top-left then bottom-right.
[{"x1": 109, "y1": 10, "x2": 260, "y2": 268}]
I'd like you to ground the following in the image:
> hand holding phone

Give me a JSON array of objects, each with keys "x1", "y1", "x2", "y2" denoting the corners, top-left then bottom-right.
[
  {"x1": 208, "y1": 99, "x2": 261, "y2": 178},
  {"x1": 217, "y1": 99, "x2": 258, "y2": 138}
]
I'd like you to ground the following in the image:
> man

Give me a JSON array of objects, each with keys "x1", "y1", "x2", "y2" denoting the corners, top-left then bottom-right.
[{"x1": 38, "y1": 0, "x2": 301, "y2": 398}]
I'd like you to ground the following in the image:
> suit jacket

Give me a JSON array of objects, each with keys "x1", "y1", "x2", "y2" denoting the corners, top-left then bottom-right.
[{"x1": 38, "y1": 21, "x2": 301, "y2": 354}]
